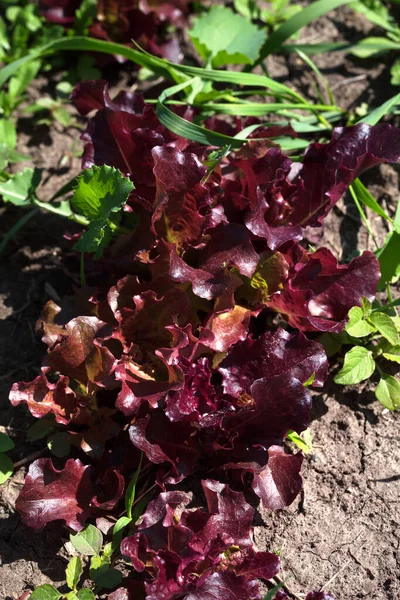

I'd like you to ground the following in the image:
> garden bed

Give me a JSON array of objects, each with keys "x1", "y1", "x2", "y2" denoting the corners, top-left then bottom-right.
[{"x1": 0, "y1": 4, "x2": 399, "y2": 600}]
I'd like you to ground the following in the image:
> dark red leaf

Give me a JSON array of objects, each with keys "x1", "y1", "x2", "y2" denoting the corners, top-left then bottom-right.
[
  {"x1": 252, "y1": 446, "x2": 303, "y2": 509},
  {"x1": 16, "y1": 458, "x2": 95, "y2": 531}
]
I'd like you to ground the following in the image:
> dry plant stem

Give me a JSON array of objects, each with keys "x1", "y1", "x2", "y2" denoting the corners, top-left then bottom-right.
[
  {"x1": 319, "y1": 558, "x2": 352, "y2": 591},
  {"x1": 13, "y1": 449, "x2": 46, "y2": 470}
]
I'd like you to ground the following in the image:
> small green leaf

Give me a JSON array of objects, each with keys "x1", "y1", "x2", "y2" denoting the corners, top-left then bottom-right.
[
  {"x1": 383, "y1": 345, "x2": 400, "y2": 364},
  {"x1": 125, "y1": 453, "x2": 143, "y2": 519},
  {"x1": 47, "y1": 431, "x2": 71, "y2": 458},
  {"x1": 361, "y1": 297, "x2": 372, "y2": 316},
  {"x1": 0, "y1": 453, "x2": 13, "y2": 484},
  {"x1": 112, "y1": 516, "x2": 132, "y2": 553},
  {"x1": 53, "y1": 107, "x2": 72, "y2": 126},
  {"x1": 262, "y1": 583, "x2": 283, "y2": 600},
  {"x1": 334, "y1": 346, "x2": 376, "y2": 385},
  {"x1": 369, "y1": 312, "x2": 400, "y2": 346},
  {"x1": 0, "y1": 167, "x2": 42, "y2": 205},
  {"x1": 0, "y1": 432, "x2": 14, "y2": 453},
  {"x1": 76, "y1": 590, "x2": 95, "y2": 600},
  {"x1": 71, "y1": 165, "x2": 134, "y2": 258},
  {"x1": 70, "y1": 524, "x2": 103, "y2": 556},
  {"x1": 189, "y1": 6, "x2": 266, "y2": 67},
  {"x1": 29, "y1": 584, "x2": 62, "y2": 600},
  {"x1": 345, "y1": 306, "x2": 376, "y2": 338},
  {"x1": 375, "y1": 374, "x2": 400, "y2": 410},
  {"x1": 286, "y1": 428, "x2": 312, "y2": 454},
  {"x1": 66, "y1": 556, "x2": 83, "y2": 591},
  {"x1": 303, "y1": 372, "x2": 315, "y2": 387}
]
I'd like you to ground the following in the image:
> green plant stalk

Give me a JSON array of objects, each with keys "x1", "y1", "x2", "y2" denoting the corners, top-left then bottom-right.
[
  {"x1": 0, "y1": 207, "x2": 38, "y2": 254},
  {"x1": 348, "y1": 184, "x2": 379, "y2": 249}
]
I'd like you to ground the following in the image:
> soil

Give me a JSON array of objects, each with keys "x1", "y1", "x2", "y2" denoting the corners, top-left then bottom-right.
[{"x1": 0, "y1": 6, "x2": 399, "y2": 600}]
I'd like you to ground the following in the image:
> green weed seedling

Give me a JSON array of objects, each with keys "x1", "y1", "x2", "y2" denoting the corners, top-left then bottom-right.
[{"x1": 330, "y1": 298, "x2": 400, "y2": 410}]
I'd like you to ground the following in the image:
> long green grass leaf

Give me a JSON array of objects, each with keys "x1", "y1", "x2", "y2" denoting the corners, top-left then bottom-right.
[
  {"x1": 360, "y1": 92, "x2": 400, "y2": 125},
  {"x1": 257, "y1": 0, "x2": 353, "y2": 60}
]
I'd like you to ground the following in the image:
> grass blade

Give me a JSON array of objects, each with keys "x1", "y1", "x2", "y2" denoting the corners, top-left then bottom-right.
[
  {"x1": 359, "y1": 92, "x2": 400, "y2": 125},
  {"x1": 257, "y1": 0, "x2": 353, "y2": 60}
]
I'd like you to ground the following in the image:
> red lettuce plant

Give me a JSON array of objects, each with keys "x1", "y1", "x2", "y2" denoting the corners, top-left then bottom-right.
[
  {"x1": 40, "y1": 0, "x2": 188, "y2": 61},
  {"x1": 11, "y1": 80, "x2": 400, "y2": 598}
]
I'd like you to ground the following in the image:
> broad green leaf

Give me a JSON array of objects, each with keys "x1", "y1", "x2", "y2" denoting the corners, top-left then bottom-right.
[
  {"x1": 47, "y1": 432, "x2": 71, "y2": 458},
  {"x1": 375, "y1": 374, "x2": 400, "y2": 410},
  {"x1": 66, "y1": 556, "x2": 83, "y2": 591},
  {"x1": 286, "y1": 428, "x2": 312, "y2": 453},
  {"x1": 90, "y1": 556, "x2": 122, "y2": 589},
  {"x1": 72, "y1": 166, "x2": 134, "y2": 258},
  {"x1": 28, "y1": 585, "x2": 62, "y2": 600},
  {"x1": 190, "y1": 6, "x2": 265, "y2": 67},
  {"x1": 369, "y1": 312, "x2": 399, "y2": 346},
  {"x1": 0, "y1": 453, "x2": 13, "y2": 484},
  {"x1": 334, "y1": 346, "x2": 375, "y2": 385},
  {"x1": 376, "y1": 231, "x2": 400, "y2": 290},
  {"x1": 383, "y1": 345, "x2": 400, "y2": 364},
  {"x1": 0, "y1": 168, "x2": 42, "y2": 205},
  {"x1": 27, "y1": 416, "x2": 56, "y2": 442},
  {"x1": 112, "y1": 516, "x2": 132, "y2": 553},
  {"x1": 318, "y1": 332, "x2": 343, "y2": 357},
  {"x1": 345, "y1": 306, "x2": 376, "y2": 338},
  {"x1": 76, "y1": 590, "x2": 95, "y2": 600},
  {"x1": 0, "y1": 432, "x2": 14, "y2": 453},
  {"x1": 125, "y1": 453, "x2": 143, "y2": 519},
  {"x1": 70, "y1": 524, "x2": 103, "y2": 556},
  {"x1": 0, "y1": 120, "x2": 17, "y2": 149}
]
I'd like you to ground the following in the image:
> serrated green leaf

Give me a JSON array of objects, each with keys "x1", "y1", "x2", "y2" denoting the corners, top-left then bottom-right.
[
  {"x1": 28, "y1": 584, "x2": 62, "y2": 600},
  {"x1": 375, "y1": 374, "x2": 400, "y2": 410},
  {"x1": 345, "y1": 306, "x2": 376, "y2": 338},
  {"x1": 76, "y1": 590, "x2": 95, "y2": 600},
  {"x1": 0, "y1": 167, "x2": 42, "y2": 205},
  {"x1": 369, "y1": 312, "x2": 400, "y2": 346},
  {"x1": 383, "y1": 345, "x2": 400, "y2": 364},
  {"x1": 71, "y1": 166, "x2": 134, "y2": 258},
  {"x1": 0, "y1": 432, "x2": 14, "y2": 453},
  {"x1": 0, "y1": 453, "x2": 13, "y2": 484},
  {"x1": 70, "y1": 525, "x2": 103, "y2": 556},
  {"x1": 189, "y1": 6, "x2": 265, "y2": 67},
  {"x1": 47, "y1": 431, "x2": 71, "y2": 458},
  {"x1": 66, "y1": 556, "x2": 83, "y2": 591},
  {"x1": 334, "y1": 346, "x2": 376, "y2": 385}
]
